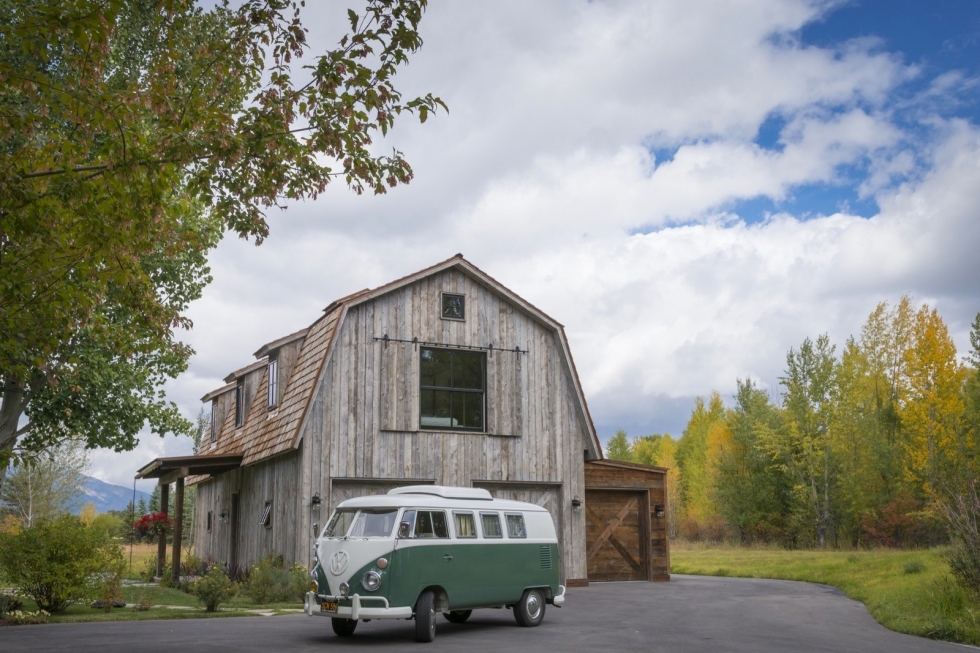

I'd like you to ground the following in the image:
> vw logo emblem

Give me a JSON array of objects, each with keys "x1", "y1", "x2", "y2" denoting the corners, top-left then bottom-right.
[{"x1": 329, "y1": 551, "x2": 349, "y2": 576}]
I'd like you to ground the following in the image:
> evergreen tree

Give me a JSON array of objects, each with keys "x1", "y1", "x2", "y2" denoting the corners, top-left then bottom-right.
[{"x1": 606, "y1": 429, "x2": 634, "y2": 462}]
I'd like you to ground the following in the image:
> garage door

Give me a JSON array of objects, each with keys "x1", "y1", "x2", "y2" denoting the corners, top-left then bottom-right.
[
  {"x1": 585, "y1": 489, "x2": 648, "y2": 581},
  {"x1": 329, "y1": 478, "x2": 435, "y2": 513}
]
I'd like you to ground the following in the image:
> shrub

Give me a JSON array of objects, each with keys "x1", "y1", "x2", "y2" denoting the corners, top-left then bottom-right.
[
  {"x1": 0, "y1": 515, "x2": 123, "y2": 613},
  {"x1": 242, "y1": 554, "x2": 307, "y2": 604},
  {"x1": 859, "y1": 496, "x2": 938, "y2": 548},
  {"x1": 132, "y1": 586, "x2": 154, "y2": 612},
  {"x1": 939, "y1": 484, "x2": 980, "y2": 597},
  {"x1": 904, "y1": 559, "x2": 925, "y2": 575},
  {"x1": 6, "y1": 609, "x2": 50, "y2": 624},
  {"x1": 192, "y1": 566, "x2": 234, "y2": 612},
  {"x1": 138, "y1": 556, "x2": 158, "y2": 583},
  {"x1": 0, "y1": 593, "x2": 24, "y2": 616},
  {"x1": 93, "y1": 555, "x2": 126, "y2": 613},
  {"x1": 159, "y1": 564, "x2": 172, "y2": 588},
  {"x1": 181, "y1": 553, "x2": 205, "y2": 577}
]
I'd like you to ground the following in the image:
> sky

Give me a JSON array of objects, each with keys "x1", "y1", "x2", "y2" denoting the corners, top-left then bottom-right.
[{"x1": 92, "y1": 0, "x2": 980, "y2": 492}]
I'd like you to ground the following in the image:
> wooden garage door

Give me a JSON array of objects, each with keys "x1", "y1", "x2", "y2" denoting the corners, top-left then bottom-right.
[
  {"x1": 329, "y1": 479, "x2": 435, "y2": 513},
  {"x1": 586, "y1": 489, "x2": 648, "y2": 581}
]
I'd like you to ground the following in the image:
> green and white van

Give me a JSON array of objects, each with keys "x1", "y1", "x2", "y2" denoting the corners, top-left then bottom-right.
[{"x1": 304, "y1": 485, "x2": 566, "y2": 642}]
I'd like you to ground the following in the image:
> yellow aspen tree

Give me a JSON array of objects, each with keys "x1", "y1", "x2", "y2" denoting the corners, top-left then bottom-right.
[
  {"x1": 676, "y1": 393, "x2": 725, "y2": 526},
  {"x1": 901, "y1": 305, "x2": 965, "y2": 495},
  {"x1": 633, "y1": 434, "x2": 682, "y2": 539}
]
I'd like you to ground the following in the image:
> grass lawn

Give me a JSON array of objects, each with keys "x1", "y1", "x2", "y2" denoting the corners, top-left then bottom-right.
[
  {"x1": 672, "y1": 542, "x2": 980, "y2": 646},
  {"x1": 10, "y1": 584, "x2": 305, "y2": 624}
]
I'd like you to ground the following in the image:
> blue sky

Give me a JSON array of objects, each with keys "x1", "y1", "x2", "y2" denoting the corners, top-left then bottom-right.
[{"x1": 85, "y1": 1, "x2": 980, "y2": 489}]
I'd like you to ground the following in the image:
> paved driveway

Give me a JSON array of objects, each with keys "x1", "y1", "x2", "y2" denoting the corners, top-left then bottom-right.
[{"x1": 0, "y1": 575, "x2": 970, "y2": 652}]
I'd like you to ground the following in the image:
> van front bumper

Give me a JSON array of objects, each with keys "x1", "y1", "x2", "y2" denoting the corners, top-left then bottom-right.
[{"x1": 305, "y1": 592, "x2": 413, "y2": 620}]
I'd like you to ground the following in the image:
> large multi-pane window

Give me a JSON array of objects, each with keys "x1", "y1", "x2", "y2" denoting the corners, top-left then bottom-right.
[
  {"x1": 419, "y1": 347, "x2": 485, "y2": 431},
  {"x1": 267, "y1": 356, "x2": 279, "y2": 408}
]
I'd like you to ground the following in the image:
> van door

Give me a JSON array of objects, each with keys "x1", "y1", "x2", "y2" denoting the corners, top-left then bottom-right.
[{"x1": 391, "y1": 510, "x2": 454, "y2": 607}]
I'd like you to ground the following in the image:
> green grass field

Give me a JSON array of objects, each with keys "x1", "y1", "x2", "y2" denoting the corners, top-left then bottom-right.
[{"x1": 671, "y1": 543, "x2": 980, "y2": 646}]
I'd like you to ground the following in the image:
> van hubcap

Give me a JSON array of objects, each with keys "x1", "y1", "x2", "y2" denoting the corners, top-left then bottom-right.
[{"x1": 526, "y1": 593, "x2": 541, "y2": 620}]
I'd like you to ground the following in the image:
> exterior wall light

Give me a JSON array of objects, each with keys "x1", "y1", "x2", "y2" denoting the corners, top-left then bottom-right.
[
  {"x1": 571, "y1": 496, "x2": 582, "y2": 508},
  {"x1": 654, "y1": 504, "x2": 665, "y2": 518}
]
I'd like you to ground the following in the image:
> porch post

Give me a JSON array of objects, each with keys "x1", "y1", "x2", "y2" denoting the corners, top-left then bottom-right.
[
  {"x1": 156, "y1": 481, "x2": 169, "y2": 578},
  {"x1": 172, "y1": 477, "x2": 184, "y2": 584}
]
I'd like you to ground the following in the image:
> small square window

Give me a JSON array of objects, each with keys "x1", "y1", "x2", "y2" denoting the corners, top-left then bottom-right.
[
  {"x1": 506, "y1": 513, "x2": 527, "y2": 538},
  {"x1": 441, "y1": 293, "x2": 465, "y2": 320},
  {"x1": 481, "y1": 512, "x2": 502, "y2": 538},
  {"x1": 259, "y1": 501, "x2": 272, "y2": 528}
]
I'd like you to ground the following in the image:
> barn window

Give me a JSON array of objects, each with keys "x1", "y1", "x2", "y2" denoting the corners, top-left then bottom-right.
[
  {"x1": 441, "y1": 292, "x2": 465, "y2": 320},
  {"x1": 481, "y1": 512, "x2": 503, "y2": 538},
  {"x1": 207, "y1": 511, "x2": 213, "y2": 532},
  {"x1": 506, "y1": 513, "x2": 527, "y2": 538},
  {"x1": 267, "y1": 356, "x2": 279, "y2": 409},
  {"x1": 210, "y1": 400, "x2": 217, "y2": 442},
  {"x1": 454, "y1": 512, "x2": 477, "y2": 538},
  {"x1": 259, "y1": 501, "x2": 272, "y2": 528},
  {"x1": 419, "y1": 347, "x2": 485, "y2": 431},
  {"x1": 235, "y1": 380, "x2": 245, "y2": 428}
]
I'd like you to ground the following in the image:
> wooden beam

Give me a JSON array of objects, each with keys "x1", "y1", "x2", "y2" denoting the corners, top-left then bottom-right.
[
  {"x1": 158, "y1": 467, "x2": 190, "y2": 486},
  {"x1": 171, "y1": 478, "x2": 184, "y2": 584},
  {"x1": 156, "y1": 482, "x2": 169, "y2": 578}
]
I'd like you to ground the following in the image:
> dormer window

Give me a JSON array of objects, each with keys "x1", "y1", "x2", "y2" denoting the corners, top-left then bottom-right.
[
  {"x1": 210, "y1": 400, "x2": 217, "y2": 443},
  {"x1": 267, "y1": 356, "x2": 279, "y2": 409},
  {"x1": 441, "y1": 292, "x2": 465, "y2": 321},
  {"x1": 235, "y1": 380, "x2": 245, "y2": 428}
]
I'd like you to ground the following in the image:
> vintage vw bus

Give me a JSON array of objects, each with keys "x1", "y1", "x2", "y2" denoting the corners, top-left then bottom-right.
[{"x1": 304, "y1": 485, "x2": 566, "y2": 642}]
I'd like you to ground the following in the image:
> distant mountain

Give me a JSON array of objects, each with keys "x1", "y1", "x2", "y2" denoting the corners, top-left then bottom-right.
[{"x1": 78, "y1": 476, "x2": 151, "y2": 514}]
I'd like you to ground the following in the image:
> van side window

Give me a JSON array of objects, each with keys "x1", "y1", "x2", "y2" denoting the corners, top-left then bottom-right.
[
  {"x1": 506, "y1": 513, "x2": 527, "y2": 538},
  {"x1": 481, "y1": 512, "x2": 503, "y2": 538},
  {"x1": 454, "y1": 512, "x2": 477, "y2": 538},
  {"x1": 414, "y1": 510, "x2": 450, "y2": 538}
]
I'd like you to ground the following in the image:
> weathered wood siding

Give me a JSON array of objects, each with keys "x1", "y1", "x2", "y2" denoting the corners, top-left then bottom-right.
[
  {"x1": 297, "y1": 268, "x2": 593, "y2": 580},
  {"x1": 192, "y1": 451, "x2": 303, "y2": 568}
]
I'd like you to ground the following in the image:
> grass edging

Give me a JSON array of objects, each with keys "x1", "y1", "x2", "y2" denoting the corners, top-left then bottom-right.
[{"x1": 671, "y1": 544, "x2": 980, "y2": 646}]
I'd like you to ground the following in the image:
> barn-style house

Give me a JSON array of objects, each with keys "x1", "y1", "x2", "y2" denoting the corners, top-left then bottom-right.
[{"x1": 137, "y1": 256, "x2": 670, "y2": 584}]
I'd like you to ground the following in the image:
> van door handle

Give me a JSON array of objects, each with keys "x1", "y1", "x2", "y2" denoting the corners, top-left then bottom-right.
[{"x1": 443, "y1": 554, "x2": 453, "y2": 561}]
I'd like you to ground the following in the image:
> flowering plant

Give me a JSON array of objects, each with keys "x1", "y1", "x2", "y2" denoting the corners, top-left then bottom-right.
[{"x1": 134, "y1": 512, "x2": 173, "y2": 539}]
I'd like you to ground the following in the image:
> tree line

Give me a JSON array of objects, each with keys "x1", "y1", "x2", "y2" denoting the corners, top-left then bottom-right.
[{"x1": 608, "y1": 298, "x2": 980, "y2": 548}]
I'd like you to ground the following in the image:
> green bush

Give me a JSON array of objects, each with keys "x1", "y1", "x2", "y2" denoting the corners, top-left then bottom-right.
[
  {"x1": 242, "y1": 554, "x2": 307, "y2": 604},
  {"x1": 93, "y1": 555, "x2": 126, "y2": 613},
  {"x1": 0, "y1": 515, "x2": 123, "y2": 613},
  {"x1": 192, "y1": 566, "x2": 234, "y2": 612},
  {"x1": 904, "y1": 559, "x2": 925, "y2": 575}
]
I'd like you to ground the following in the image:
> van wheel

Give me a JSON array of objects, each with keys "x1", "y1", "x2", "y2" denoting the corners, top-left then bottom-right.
[
  {"x1": 415, "y1": 590, "x2": 437, "y2": 642},
  {"x1": 331, "y1": 618, "x2": 357, "y2": 637},
  {"x1": 514, "y1": 588, "x2": 546, "y2": 627},
  {"x1": 444, "y1": 610, "x2": 472, "y2": 623}
]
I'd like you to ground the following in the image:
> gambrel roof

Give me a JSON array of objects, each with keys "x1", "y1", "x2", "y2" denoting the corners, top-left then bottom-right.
[{"x1": 196, "y1": 255, "x2": 601, "y2": 474}]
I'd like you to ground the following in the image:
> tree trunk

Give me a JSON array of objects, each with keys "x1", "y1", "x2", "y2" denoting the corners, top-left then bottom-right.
[{"x1": 0, "y1": 376, "x2": 31, "y2": 497}]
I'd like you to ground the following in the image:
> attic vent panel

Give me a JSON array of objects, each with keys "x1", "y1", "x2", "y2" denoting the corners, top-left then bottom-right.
[{"x1": 441, "y1": 292, "x2": 465, "y2": 321}]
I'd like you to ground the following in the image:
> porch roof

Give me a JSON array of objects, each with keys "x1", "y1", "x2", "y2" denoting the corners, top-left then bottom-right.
[{"x1": 135, "y1": 453, "x2": 243, "y2": 480}]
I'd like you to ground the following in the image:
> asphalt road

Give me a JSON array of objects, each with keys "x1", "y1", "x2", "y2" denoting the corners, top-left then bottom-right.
[{"x1": 0, "y1": 575, "x2": 970, "y2": 652}]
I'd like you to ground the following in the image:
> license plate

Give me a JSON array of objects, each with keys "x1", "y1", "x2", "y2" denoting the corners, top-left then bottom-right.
[{"x1": 321, "y1": 600, "x2": 338, "y2": 612}]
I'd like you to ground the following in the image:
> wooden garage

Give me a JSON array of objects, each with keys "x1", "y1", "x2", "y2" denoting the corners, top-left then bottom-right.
[{"x1": 584, "y1": 459, "x2": 670, "y2": 582}]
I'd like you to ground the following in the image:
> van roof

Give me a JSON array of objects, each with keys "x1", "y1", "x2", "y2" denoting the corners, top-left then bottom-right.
[
  {"x1": 335, "y1": 493, "x2": 550, "y2": 513},
  {"x1": 388, "y1": 485, "x2": 493, "y2": 500}
]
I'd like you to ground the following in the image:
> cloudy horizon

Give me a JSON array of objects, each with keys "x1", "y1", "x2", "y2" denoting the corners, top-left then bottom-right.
[{"x1": 88, "y1": 0, "x2": 980, "y2": 493}]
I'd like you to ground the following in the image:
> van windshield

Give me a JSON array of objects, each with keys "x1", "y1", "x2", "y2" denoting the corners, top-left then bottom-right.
[
  {"x1": 324, "y1": 509, "x2": 357, "y2": 538},
  {"x1": 349, "y1": 509, "x2": 399, "y2": 538}
]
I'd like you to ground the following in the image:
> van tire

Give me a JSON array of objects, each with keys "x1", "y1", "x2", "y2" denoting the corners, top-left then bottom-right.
[
  {"x1": 444, "y1": 610, "x2": 472, "y2": 623},
  {"x1": 514, "y1": 588, "x2": 546, "y2": 627},
  {"x1": 415, "y1": 590, "x2": 437, "y2": 642},
  {"x1": 331, "y1": 618, "x2": 357, "y2": 637}
]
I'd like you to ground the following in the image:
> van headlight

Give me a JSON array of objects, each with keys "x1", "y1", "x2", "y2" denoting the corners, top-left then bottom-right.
[{"x1": 361, "y1": 571, "x2": 382, "y2": 592}]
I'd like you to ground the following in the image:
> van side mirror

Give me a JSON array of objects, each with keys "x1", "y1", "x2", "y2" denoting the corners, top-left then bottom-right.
[{"x1": 398, "y1": 521, "x2": 411, "y2": 539}]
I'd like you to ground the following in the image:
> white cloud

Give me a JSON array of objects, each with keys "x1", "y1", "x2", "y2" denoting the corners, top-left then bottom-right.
[{"x1": 90, "y1": 1, "x2": 980, "y2": 486}]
